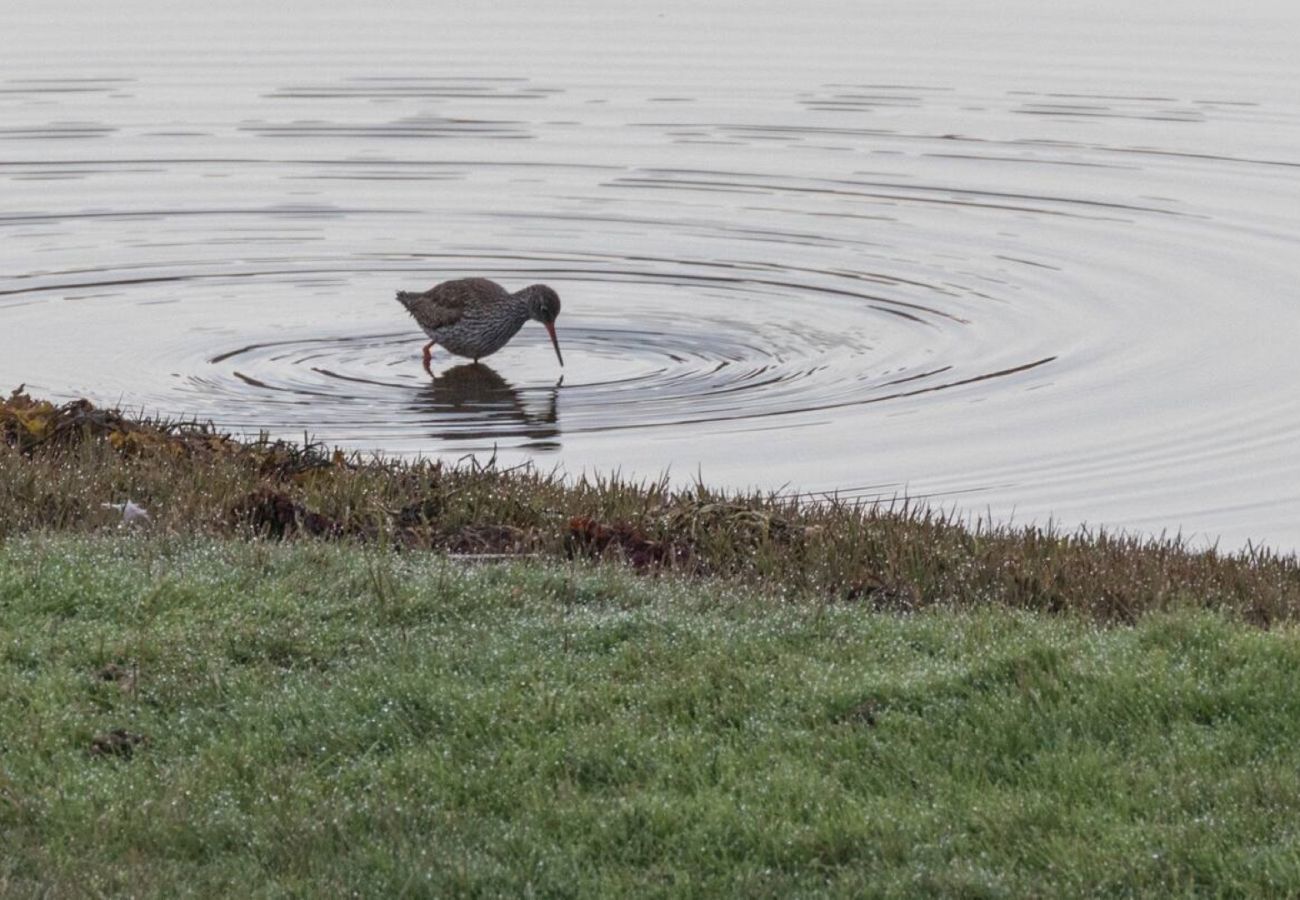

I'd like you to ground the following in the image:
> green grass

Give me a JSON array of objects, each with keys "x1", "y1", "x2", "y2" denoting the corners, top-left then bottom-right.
[{"x1": 4, "y1": 536, "x2": 1300, "y2": 897}]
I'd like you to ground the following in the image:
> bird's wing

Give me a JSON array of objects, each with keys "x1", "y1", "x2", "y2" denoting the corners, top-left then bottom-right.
[
  {"x1": 396, "y1": 278, "x2": 508, "y2": 332},
  {"x1": 396, "y1": 288, "x2": 466, "y2": 332}
]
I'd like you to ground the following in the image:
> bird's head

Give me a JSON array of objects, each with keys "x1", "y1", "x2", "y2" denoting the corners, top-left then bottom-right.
[
  {"x1": 525, "y1": 284, "x2": 564, "y2": 367},
  {"x1": 525, "y1": 284, "x2": 562, "y2": 324}
]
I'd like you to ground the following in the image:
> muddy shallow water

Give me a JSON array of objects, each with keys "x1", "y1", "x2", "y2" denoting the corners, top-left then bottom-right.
[{"x1": 3, "y1": 0, "x2": 1300, "y2": 549}]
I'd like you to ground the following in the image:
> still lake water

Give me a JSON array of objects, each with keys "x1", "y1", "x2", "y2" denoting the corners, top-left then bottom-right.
[{"x1": 3, "y1": 1, "x2": 1299, "y2": 550}]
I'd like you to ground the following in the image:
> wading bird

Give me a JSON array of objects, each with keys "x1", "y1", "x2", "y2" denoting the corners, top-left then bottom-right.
[{"x1": 396, "y1": 278, "x2": 564, "y2": 375}]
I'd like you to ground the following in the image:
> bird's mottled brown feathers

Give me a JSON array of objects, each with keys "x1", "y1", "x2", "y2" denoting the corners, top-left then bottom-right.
[{"x1": 396, "y1": 278, "x2": 510, "y2": 333}]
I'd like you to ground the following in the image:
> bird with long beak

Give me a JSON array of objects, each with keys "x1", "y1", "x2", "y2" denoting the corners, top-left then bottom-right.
[{"x1": 396, "y1": 278, "x2": 564, "y2": 374}]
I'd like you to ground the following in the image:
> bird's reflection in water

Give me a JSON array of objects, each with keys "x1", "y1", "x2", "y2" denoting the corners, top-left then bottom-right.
[{"x1": 411, "y1": 362, "x2": 561, "y2": 443}]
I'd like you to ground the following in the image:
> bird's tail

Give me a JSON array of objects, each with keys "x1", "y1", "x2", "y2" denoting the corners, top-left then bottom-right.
[{"x1": 395, "y1": 290, "x2": 421, "y2": 311}]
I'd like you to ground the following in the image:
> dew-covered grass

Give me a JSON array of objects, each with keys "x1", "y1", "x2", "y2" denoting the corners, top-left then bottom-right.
[{"x1": 4, "y1": 535, "x2": 1300, "y2": 897}]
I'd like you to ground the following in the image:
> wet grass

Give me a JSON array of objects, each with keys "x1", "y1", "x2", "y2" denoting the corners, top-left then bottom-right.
[
  {"x1": 3, "y1": 535, "x2": 1300, "y2": 897},
  {"x1": 3, "y1": 389, "x2": 1300, "y2": 624}
]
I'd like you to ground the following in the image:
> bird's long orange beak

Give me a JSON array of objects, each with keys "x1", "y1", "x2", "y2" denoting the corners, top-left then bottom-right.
[{"x1": 545, "y1": 321, "x2": 564, "y2": 367}]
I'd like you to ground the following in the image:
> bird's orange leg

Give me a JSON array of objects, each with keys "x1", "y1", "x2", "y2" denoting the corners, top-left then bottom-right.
[{"x1": 422, "y1": 341, "x2": 435, "y2": 375}]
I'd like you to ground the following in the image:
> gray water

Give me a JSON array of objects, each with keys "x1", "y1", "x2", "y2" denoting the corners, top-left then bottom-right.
[{"x1": 4, "y1": 0, "x2": 1300, "y2": 550}]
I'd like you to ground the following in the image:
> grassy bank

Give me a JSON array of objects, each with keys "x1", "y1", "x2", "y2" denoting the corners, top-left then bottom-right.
[
  {"x1": 3, "y1": 536, "x2": 1300, "y2": 896},
  {"x1": 6, "y1": 390, "x2": 1300, "y2": 895},
  {"x1": 3, "y1": 388, "x2": 1300, "y2": 623}
]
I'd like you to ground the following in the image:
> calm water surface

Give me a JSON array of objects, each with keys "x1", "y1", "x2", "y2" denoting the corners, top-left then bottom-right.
[{"x1": 3, "y1": 1, "x2": 1300, "y2": 549}]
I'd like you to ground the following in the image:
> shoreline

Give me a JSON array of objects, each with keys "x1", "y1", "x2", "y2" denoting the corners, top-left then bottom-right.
[{"x1": 4, "y1": 386, "x2": 1298, "y2": 624}]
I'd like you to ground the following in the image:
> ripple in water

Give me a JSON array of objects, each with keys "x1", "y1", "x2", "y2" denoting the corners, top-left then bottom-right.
[{"x1": 3, "y1": 0, "x2": 1300, "y2": 550}]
